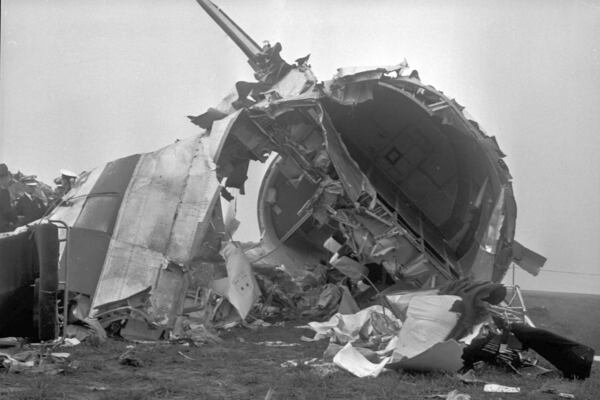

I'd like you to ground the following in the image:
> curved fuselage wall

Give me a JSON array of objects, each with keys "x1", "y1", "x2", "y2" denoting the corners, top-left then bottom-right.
[{"x1": 256, "y1": 78, "x2": 516, "y2": 282}]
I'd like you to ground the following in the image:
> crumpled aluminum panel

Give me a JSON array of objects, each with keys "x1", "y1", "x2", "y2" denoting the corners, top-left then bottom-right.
[{"x1": 87, "y1": 136, "x2": 220, "y2": 322}]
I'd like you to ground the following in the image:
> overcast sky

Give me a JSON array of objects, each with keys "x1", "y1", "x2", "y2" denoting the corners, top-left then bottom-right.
[{"x1": 1, "y1": 0, "x2": 599, "y2": 294}]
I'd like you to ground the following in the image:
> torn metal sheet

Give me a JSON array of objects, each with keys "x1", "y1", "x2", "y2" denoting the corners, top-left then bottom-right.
[
  {"x1": 394, "y1": 295, "x2": 461, "y2": 359},
  {"x1": 91, "y1": 136, "x2": 220, "y2": 323},
  {"x1": 218, "y1": 241, "x2": 260, "y2": 319},
  {"x1": 333, "y1": 342, "x2": 391, "y2": 378},
  {"x1": 307, "y1": 305, "x2": 401, "y2": 343},
  {"x1": 46, "y1": 135, "x2": 221, "y2": 328},
  {"x1": 383, "y1": 289, "x2": 440, "y2": 321},
  {"x1": 331, "y1": 256, "x2": 368, "y2": 282},
  {"x1": 309, "y1": 298, "x2": 463, "y2": 376},
  {"x1": 483, "y1": 384, "x2": 520, "y2": 393},
  {"x1": 319, "y1": 110, "x2": 377, "y2": 203},
  {"x1": 337, "y1": 286, "x2": 360, "y2": 315},
  {"x1": 511, "y1": 241, "x2": 547, "y2": 276},
  {"x1": 332, "y1": 61, "x2": 409, "y2": 81}
]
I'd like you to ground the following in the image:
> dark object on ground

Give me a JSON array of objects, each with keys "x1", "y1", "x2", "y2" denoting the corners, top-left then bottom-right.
[
  {"x1": 462, "y1": 330, "x2": 523, "y2": 371},
  {"x1": 510, "y1": 323, "x2": 594, "y2": 380},
  {"x1": 118, "y1": 349, "x2": 143, "y2": 367},
  {"x1": 0, "y1": 228, "x2": 38, "y2": 338},
  {"x1": 34, "y1": 223, "x2": 59, "y2": 341},
  {"x1": 0, "y1": 223, "x2": 59, "y2": 340},
  {"x1": 439, "y1": 279, "x2": 507, "y2": 339}
]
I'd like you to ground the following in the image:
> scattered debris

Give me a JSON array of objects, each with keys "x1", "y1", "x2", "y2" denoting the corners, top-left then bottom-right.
[
  {"x1": 170, "y1": 319, "x2": 223, "y2": 346},
  {"x1": 456, "y1": 370, "x2": 490, "y2": 385},
  {"x1": 510, "y1": 323, "x2": 594, "y2": 380},
  {"x1": 280, "y1": 358, "x2": 338, "y2": 377},
  {"x1": 87, "y1": 386, "x2": 108, "y2": 392},
  {"x1": 0, "y1": 338, "x2": 20, "y2": 348},
  {"x1": 1, "y1": 0, "x2": 548, "y2": 347},
  {"x1": 0, "y1": 1, "x2": 592, "y2": 396},
  {"x1": 323, "y1": 343, "x2": 379, "y2": 363},
  {"x1": 178, "y1": 351, "x2": 195, "y2": 360},
  {"x1": 446, "y1": 390, "x2": 471, "y2": 400},
  {"x1": 280, "y1": 358, "x2": 316, "y2": 368},
  {"x1": 264, "y1": 388, "x2": 275, "y2": 400},
  {"x1": 306, "y1": 305, "x2": 401, "y2": 344},
  {"x1": 333, "y1": 342, "x2": 391, "y2": 378},
  {"x1": 255, "y1": 341, "x2": 299, "y2": 347},
  {"x1": 534, "y1": 381, "x2": 578, "y2": 398},
  {"x1": 50, "y1": 352, "x2": 70, "y2": 360},
  {"x1": 118, "y1": 348, "x2": 143, "y2": 368},
  {"x1": 483, "y1": 383, "x2": 520, "y2": 393},
  {"x1": 217, "y1": 241, "x2": 261, "y2": 320},
  {"x1": 425, "y1": 390, "x2": 471, "y2": 400},
  {"x1": 304, "y1": 292, "x2": 467, "y2": 376},
  {"x1": 1, "y1": 353, "x2": 35, "y2": 373},
  {"x1": 0, "y1": 345, "x2": 72, "y2": 375},
  {"x1": 558, "y1": 394, "x2": 576, "y2": 399},
  {"x1": 62, "y1": 338, "x2": 81, "y2": 347}
]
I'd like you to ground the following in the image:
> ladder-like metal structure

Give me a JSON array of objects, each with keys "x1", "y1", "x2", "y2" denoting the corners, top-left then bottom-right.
[{"x1": 49, "y1": 219, "x2": 70, "y2": 342}]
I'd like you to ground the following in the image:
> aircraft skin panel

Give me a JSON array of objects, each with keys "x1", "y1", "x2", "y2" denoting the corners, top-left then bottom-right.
[
  {"x1": 90, "y1": 136, "x2": 220, "y2": 324},
  {"x1": 512, "y1": 240, "x2": 547, "y2": 276},
  {"x1": 318, "y1": 107, "x2": 376, "y2": 203},
  {"x1": 50, "y1": 154, "x2": 141, "y2": 294},
  {"x1": 49, "y1": 166, "x2": 105, "y2": 228},
  {"x1": 61, "y1": 227, "x2": 111, "y2": 296},
  {"x1": 111, "y1": 140, "x2": 195, "y2": 254}
]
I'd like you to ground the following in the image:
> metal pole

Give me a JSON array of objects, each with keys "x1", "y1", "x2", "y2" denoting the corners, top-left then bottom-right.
[
  {"x1": 195, "y1": 0, "x2": 262, "y2": 62},
  {"x1": 512, "y1": 263, "x2": 516, "y2": 287}
]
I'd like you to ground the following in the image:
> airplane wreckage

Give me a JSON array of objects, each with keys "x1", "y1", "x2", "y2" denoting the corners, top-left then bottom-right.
[{"x1": 0, "y1": 0, "x2": 546, "y2": 341}]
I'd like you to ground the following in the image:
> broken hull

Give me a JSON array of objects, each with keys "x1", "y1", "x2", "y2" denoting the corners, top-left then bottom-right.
[
  {"x1": 45, "y1": 135, "x2": 222, "y2": 328},
  {"x1": 213, "y1": 70, "x2": 516, "y2": 285},
  {"x1": 191, "y1": 0, "x2": 544, "y2": 286}
]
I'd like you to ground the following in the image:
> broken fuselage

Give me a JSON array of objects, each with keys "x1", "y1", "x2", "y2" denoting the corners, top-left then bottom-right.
[
  {"x1": 194, "y1": 0, "x2": 527, "y2": 288},
  {"x1": 209, "y1": 64, "x2": 515, "y2": 288}
]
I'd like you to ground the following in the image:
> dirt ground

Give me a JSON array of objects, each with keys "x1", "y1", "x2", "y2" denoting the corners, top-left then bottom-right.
[{"x1": 1, "y1": 291, "x2": 599, "y2": 400}]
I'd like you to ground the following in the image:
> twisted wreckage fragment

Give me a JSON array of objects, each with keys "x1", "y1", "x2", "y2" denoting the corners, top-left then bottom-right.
[{"x1": 0, "y1": 0, "x2": 546, "y2": 340}]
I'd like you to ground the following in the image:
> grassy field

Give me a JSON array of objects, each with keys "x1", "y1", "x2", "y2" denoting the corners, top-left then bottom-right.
[
  {"x1": 1, "y1": 290, "x2": 598, "y2": 400},
  {"x1": 522, "y1": 290, "x2": 600, "y2": 351}
]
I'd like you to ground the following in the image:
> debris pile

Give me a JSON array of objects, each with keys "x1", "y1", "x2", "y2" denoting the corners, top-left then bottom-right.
[
  {"x1": 0, "y1": 0, "x2": 595, "y2": 396},
  {"x1": 297, "y1": 281, "x2": 595, "y2": 380},
  {"x1": 300, "y1": 280, "x2": 488, "y2": 377},
  {"x1": 0, "y1": 0, "x2": 547, "y2": 349},
  {"x1": 0, "y1": 340, "x2": 74, "y2": 375}
]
